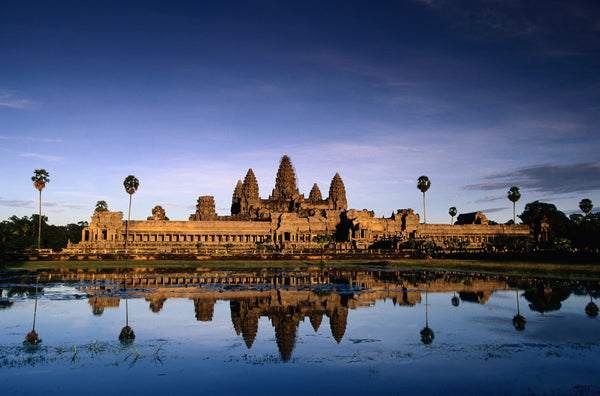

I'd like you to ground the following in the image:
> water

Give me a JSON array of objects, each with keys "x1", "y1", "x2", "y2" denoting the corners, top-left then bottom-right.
[{"x1": 1, "y1": 267, "x2": 599, "y2": 395}]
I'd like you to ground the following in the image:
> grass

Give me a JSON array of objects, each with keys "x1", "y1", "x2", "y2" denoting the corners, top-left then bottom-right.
[{"x1": 2, "y1": 258, "x2": 599, "y2": 279}]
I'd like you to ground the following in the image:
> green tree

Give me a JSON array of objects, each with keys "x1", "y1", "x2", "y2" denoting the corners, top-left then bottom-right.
[
  {"x1": 507, "y1": 186, "x2": 521, "y2": 226},
  {"x1": 417, "y1": 176, "x2": 431, "y2": 224},
  {"x1": 31, "y1": 169, "x2": 50, "y2": 250},
  {"x1": 94, "y1": 200, "x2": 108, "y2": 213},
  {"x1": 519, "y1": 201, "x2": 571, "y2": 247},
  {"x1": 312, "y1": 234, "x2": 332, "y2": 264},
  {"x1": 448, "y1": 206, "x2": 457, "y2": 225},
  {"x1": 123, "y1": 175, "x2": 139, "y2": 250},
  {"x1": 579, "y1": 198, "x2": 593, "y2": 217}
]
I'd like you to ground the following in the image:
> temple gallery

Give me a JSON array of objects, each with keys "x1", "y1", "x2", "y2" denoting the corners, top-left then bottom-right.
[{"x1": 67, "y1": 155, "x2": 530, "y2": 253}]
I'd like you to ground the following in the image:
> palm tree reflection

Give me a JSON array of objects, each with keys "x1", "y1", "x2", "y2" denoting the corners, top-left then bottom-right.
[
  {"x1": 119, "y1": 290, "x2": 135, "y2": 343},
  {"x1": 420, "y1": 291, "x2": 434, "y2": 344},
  {"x1": 451, "y1": 291, "x2": 460, "y2": 307},
  {"x1": 512, "y1": 289, "x2": 526, "y2": 331},
  {"x1": 585, "y1": 294, "x2": 598, "y2": 318},
  {"x1": 25, "y1": 297, "x2": 42, "y2": 344}
]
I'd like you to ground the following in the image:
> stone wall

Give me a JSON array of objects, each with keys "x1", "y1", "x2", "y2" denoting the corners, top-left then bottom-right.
[{"x1": 66, "y1": 155, "x2": 532, "y2": 253}]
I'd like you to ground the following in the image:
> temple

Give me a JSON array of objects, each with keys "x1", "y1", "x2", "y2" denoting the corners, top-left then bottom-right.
[{"x1": 67, "y1": 155, "x2": 530, "y2": 253}]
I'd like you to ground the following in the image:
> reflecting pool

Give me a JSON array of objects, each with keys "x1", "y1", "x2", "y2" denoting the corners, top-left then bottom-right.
[{"x1": 1, "y1": 267, "x2": 599, "y2": 395}]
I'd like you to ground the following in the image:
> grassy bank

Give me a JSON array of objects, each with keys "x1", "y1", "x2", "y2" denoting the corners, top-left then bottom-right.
[{"x1": 3, "y1": 258, "x2": 599, "y2": 279}]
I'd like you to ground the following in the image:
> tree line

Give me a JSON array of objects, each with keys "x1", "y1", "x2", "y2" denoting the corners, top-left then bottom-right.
[
  {"x1": 2, "y1": 170, "x2": 598, "y2": 255},
  {"x1": 0, "y1": 215, "x2": 87, "y2": 254}
]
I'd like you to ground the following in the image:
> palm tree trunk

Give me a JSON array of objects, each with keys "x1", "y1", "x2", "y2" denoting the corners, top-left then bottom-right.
[
  {"x1": 37, "y1": 189, "x2": 42, "y2": 250},
  {"x1": 32, "y1": 298, "x2": 38, "y2": 330},
  {"x1": 425, "y1": 291, "x2": 429, "y2": 327},
  {"x1": 423, "y1": 191, "x2": 427, "y2": 224},
  {"x1": 513, "y1": 202, "x2": 516, "y2": 226},
  {"x1": 125, "y1": 194, "x2": 132, "y2": 250}
]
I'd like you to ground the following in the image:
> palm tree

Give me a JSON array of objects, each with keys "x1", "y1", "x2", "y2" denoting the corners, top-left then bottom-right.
[
  {"x1": 94, "y1": 200, "x2": 108, "y2": 213},
  {"x1": 123, "y1": 175, "x2": 139, "y2": 250},
  {"x1": 507, "y1": 186, "x2": 521, "y2": 226},
  {"x1": 449, "y1": 206, "x2": 457, "y2": 225},
  {"x1": 31, "y1": 169, "x2": 50, "y2": 250},
  {"x1": 417, "y1": 176, "x2": 431, "y2": 224},
  {"x1": 579, "y1": 199, "x2": 593, "y2": 217},
  {"x1": 312, "y1": 234, "x2": 332, "y2": 264}
]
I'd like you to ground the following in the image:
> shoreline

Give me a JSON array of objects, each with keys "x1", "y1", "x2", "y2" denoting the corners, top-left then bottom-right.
[{"x1": 3, "y1": 256, "x2": 600, "y2": 280}]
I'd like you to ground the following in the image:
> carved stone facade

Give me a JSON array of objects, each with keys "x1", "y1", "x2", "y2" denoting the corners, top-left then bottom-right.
[
  {"x1": 230, "y1": 155, "x2": 348, "y2": 219},
  {"x1": 189, "y1": 196, "x2": 217, "y2": 221},
  {"x1": 67, "y1": 155, "x2": 530, "y2": 253},
  {"x1": 148, "y1": 205, "x2": 169, "y2": 221}
]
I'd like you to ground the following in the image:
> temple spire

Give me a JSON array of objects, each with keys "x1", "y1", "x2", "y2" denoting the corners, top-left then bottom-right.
[
  {"x1": 272, "y1": 155, "x2": 299, "y2": 200},
  {"x1": 242, "y1": 168, "x2": 260, "y2": 205},
  {"x1": 231, "y1": 180, "x2": 243, "y2": 215},
  {"x1": 309, "y1": 183, "x2": 322, "y2": 201},
  {"x1": 328, "y1": 173, "x2": 347, "y2": 210}
]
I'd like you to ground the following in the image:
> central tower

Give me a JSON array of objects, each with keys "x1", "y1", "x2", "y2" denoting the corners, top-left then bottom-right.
[{"x1": 270, "y1": 155, "x2": 302, "y2": 211}]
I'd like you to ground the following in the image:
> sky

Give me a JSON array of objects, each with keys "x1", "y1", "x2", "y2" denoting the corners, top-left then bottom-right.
[{"x1": 1, "y1": 0, "x2": 599, "y2": 226}]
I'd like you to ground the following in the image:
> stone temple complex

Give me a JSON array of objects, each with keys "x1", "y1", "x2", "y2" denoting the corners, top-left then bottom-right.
[{"x1": 67, "y1": 155, "x2": 530, "y2": 253}]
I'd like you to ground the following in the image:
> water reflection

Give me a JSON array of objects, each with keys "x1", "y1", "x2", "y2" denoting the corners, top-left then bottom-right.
[
  {"x1": 420, "y1": 291, "x2": 434, "y2": 344},
  {"x1": 451, "y1": 290, "x2": 459, "y2": 307},
  {"x1": 1, "y1": 267, "x2": 599, "y2": 365},
  {"x1": 512, "y1": 289, "x2": 526, "y2": 331},
  {"x1": 119, "y1": 298, "x2": 135, "y2": 343},
  {"x1": 586, "y1": 294, "x2": 599, "y2": 317},
  {"x1": 24, "y1": 297, "x2": 41, "y2": 345}
]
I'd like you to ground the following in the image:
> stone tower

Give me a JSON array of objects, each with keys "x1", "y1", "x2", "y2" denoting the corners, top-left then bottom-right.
[
  {"x1": 231, "y1": 180, "x2": 243, "y2": 215},
  {"x1": 271, "y1": 155, "x2": 300, "y2": 200},
  {"x1": 190, "y1": 196, "x2": 217, "y2": 221},
  {"x1": 328, "y1": 173, "x2": 347, "y2": 210},
  {"x1": 270, "y1": 155, "x2": 302, "y2": 212},
  {"x1": 309, "y1": 183, "x2": 323, "y2": 202},
  {"x1": 242, "y1": 168, "x2": 260, "y2": 208}
]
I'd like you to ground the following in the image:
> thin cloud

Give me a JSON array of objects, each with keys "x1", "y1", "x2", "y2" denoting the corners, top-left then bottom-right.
[
  {"x1": 40, "y1": 201, "x2": 88, "y2": 210},
  {"x1": 0, "y1": 91, "x2": 37, "y2": 109},
  {"x1": 0, "y1": 135, "x2": 63, "y2": 143},
  {"x1": 160, "y1": 202, "x2": 196, "y2": 210},
  {"x1": 473, "y1": 194, "x2": 505, "y2": 203},
  {"x1": 463, "y1": 162, "x2": 600, "y2": 194},
  {"x1": 294, "y1": 51, "x2": 423, "y2": 88},
  {"x1": 480, "y1": 206, "x2": 508, "y2": 214},
  {"x1": 0, "y1": 199, "x2": 35, "y2": 208},
  {"x1": 20, "y1": 153, "x2": 63, "y2": 162},
  {"x1": 0, "y1": 199, "x2": 86, "y2": 211}
]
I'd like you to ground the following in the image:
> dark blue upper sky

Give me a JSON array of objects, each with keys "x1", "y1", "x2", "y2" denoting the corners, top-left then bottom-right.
[{"x1": 2, "y1": 0, "x2": 599, "y2": 224}]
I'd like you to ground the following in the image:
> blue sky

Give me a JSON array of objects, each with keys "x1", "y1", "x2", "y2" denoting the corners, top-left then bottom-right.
[{"x1": 1, "y1": 0, "x2": 599, "y2": 225}]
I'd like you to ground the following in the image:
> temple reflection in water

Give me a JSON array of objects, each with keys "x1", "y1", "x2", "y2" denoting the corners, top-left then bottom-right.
[{"x1": 2, "y1": 267, "x2": 599, "y2": 362}]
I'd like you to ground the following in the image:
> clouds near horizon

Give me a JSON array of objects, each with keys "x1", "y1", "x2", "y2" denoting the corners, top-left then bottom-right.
[{"x1": 463, "y1": 162, "x2": 600, "y2": 194}]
